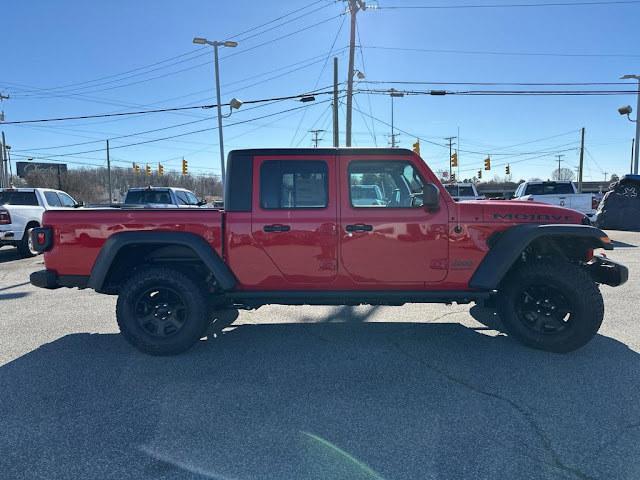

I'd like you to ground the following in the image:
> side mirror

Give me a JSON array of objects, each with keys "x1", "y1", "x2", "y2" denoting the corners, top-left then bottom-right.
[
  {"x1": 197, "y1": 199, "x2": 208, "y2": 206},
  {"x1": 73, "y1": 201, "x2": 84, "y2": 208},
  {"x1": 423, "y1": 184, "x2": 440, "y2": 213}
]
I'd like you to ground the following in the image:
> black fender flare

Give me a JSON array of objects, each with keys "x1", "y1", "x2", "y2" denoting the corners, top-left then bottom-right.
[
  {"x1": 87, "y1": 231, "x2": 237, "y2": 292},
  {"x1": 469, "y1": 224, "x2": 613, "y2": 290}
]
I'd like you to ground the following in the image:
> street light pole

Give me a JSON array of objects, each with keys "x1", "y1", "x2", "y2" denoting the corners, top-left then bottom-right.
[
  {"x1": 213, "y1": 43, "x2": 226, "y2": 194},
  {"x1": 193, "y1": 37, "x2": 238, "y2": 197},
  {"x1": 621, "y1": 74, "x2": 640, "y2": 174}
]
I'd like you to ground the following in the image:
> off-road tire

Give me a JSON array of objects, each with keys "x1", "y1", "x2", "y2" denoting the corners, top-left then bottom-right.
[
  {"x1": 17, "y1": 227, "x2": 37, "y2": 257},
  {"x1": 497, "y1": 259, "x2": 604, "y2": 353},
  {"x1": 116, "y1": 267, "x2": 209, "y2": 355}
]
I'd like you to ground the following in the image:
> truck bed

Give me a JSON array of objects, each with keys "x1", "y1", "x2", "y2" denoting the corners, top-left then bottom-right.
[{"x1": 42, "y1": 208, "x2": 224, "y2": 276}]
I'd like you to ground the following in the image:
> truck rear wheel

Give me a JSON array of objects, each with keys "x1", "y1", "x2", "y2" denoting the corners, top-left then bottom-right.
[
  {"x1": 497, "y1": 260, "x2": 604, "y2": 353},
  {"x1": 116, "y1": 267, "x2": 209, "y2": 355},
  {"x1": 17, "y1": 227, "x2": 38, "y2": 257}
]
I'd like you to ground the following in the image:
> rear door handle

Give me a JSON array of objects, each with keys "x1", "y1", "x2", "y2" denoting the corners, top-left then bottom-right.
[
  {"x1": 345, "y1": 224, "x2": 373, "y2": 232},
  {"x1": 263, "y1": 224, "x2": 290, "y2": 232}
]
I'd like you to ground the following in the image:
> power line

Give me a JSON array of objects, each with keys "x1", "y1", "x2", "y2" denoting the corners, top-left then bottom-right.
[
  {"x1": 360, "y1": 45, "x2": 640, "y2": 59},
  {"x1": 365, "y1": 80, "x2": 637, "y2": 86},
  {"x1": 3, "y1": 1, "x2": 331, "y2": 98},
  {"x1": 290, "y1": 12, "x2": 347, "y2": 146},
  {"x1": 0, "y1": 89, "x2": 338, "y2": 125},
  {"x1": 381, "y1": 1, "x2": 640, "y2": 9},
  {"x1": 19, "y1": 99, "x2": 332, "y2": 161}
]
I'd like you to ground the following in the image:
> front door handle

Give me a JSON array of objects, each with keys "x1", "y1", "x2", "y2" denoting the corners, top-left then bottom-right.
[
  {"x1": 263, "y1": 224, "x2": 290, "y2": 232},
  {"x1": 345, "y1": 224, "x2": 373, "y2": 232}
]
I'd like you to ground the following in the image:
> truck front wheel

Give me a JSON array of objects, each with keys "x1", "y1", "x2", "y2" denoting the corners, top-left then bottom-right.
[
  {"x1": 497, "y1": 260, "x2": 604, "y2": 353},
  {"x1": 116, "y1": 267, "x2": 209, "y2": 355}
]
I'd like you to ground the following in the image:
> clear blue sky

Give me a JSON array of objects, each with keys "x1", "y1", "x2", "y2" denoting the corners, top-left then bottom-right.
[{"x1": 2, "y1": 0, "x2": 639, "y2": 183}]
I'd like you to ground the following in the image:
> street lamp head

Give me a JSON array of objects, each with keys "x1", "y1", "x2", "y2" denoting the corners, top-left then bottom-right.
[
  {"x1": 619, "y1": 105, "x2": 633, "y2": 115},
  {"x1": 300, "y1": 95, "x2": 316, "y2": 103},
  {"x1": 621, "y1": 74, "x2": 640, "y2": 80},
  {"x1": 229, "y1": 98, "x2": 243, "y2": 110},
  {"x1": 222, "y1": 41, "x2": 238, "y2": 48},
  {"x1": 355, "y1": 70, "x2": 365, "y2": 79},
  {"x1": 193, "y1": 37, "x2": 208, "y2": 45}
]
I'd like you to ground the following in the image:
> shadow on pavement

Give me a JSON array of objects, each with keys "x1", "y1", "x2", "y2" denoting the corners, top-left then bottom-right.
[
  {"x1": 0, "y1": 292, "x2": 31, "y2": 301},
  {"x1": 1, "y1": 316, "x2": 639, "y2": 479},
  {"x1": 0, "y1": 247, "x2": 24, "y2": 264}
]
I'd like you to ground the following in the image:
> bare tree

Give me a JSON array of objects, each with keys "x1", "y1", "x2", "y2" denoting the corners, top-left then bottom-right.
[
  {"x1": 551, "y1": 168, "x2": 575, "y2": 181},
  {"x1": 21, "y1": 167, "x2": 222, "y2": 204}
]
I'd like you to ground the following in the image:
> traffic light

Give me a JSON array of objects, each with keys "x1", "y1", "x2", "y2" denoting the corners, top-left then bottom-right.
[
  {"x1": 505, "y1": 164, "x2": 510, "y2": 175},
  {"x1": 412, "y1": 140, "x2": 420, "y2": 155},
  {"x1": 145, "y1": 164, "x2": 151, "y2": 176},
  {"x1": 484, "y1": 156, "x2": 491, "y2": 170},
  {"x1": 158, "y1": 163, "x2": 164, "y2": 175},
  {"x1": 477, "y1": 170, "x2": 482, "y2": 179},
  {"x1": 450, "y1": 152, "x2": 458, "y2": 167},
  {"x1": 451, "y1": 172, "x2": 456, "y2": 182},
  {"x1": 182, "y1": 158, "x2": 188, "y2": 175},
  {"x1": 133, "y1": 163, "x2": 140, "y2": 174}
]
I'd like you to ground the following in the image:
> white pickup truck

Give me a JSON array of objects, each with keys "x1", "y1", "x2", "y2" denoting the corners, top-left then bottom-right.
[
  {"x1": 0, "y1": 188, "x2": 78, "y2": 256},
  {"x1": 123, "y1": 187, "x2": 206, "y2": 208},
  {"x1": 444, "y1": 183, "x2": 486, "y2": 201},
  {"x1": 513, "y1": 180, "x2": 598, "y2": 217}
]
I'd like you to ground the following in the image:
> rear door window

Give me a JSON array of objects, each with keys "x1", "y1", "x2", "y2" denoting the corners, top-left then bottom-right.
[
  {"x1": 260, "y1": 160, "x2": 328, "y2": 209},
  {"x1": 44, "y1": 191, "x2": 62, "y2": 206}
]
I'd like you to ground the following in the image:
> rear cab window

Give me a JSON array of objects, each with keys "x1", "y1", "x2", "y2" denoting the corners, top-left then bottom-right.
[
  {"x1": 0, "y1": 191, "x2": 39, "y2": 206},
  {"x1": 125, "y1": 190, "x2": 172, "y2": 204}
]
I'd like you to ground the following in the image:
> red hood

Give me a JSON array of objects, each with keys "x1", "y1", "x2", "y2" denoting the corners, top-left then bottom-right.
[{"x1": 473, "y1": 200, "x2": 586, "y2": 224}]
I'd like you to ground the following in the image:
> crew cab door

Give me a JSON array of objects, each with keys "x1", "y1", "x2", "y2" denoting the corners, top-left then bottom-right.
[
  {"x1": 251, "y1": 155, "x2": 338, "y2": 283},
  {"x1": 339, "y1": 154, "x2": 449, "y2": 284}
]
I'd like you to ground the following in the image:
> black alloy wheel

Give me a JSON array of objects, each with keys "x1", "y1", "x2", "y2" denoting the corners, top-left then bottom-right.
[
  {"x1": 515, "y1": 285, "x2": 574, "y2": 335},
  {"x1": 134, "y1": 286, "x2": 188, "y2": 338}
]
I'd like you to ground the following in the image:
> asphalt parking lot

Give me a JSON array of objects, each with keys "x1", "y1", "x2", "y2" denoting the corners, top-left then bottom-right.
[{"x1": 1, "y1": 232, "x2": 639, "y2": 480}]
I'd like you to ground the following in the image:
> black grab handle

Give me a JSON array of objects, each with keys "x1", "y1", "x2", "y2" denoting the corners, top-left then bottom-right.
[{"x1": 263, "y1": 225, "x2": 291, "y2": 232}]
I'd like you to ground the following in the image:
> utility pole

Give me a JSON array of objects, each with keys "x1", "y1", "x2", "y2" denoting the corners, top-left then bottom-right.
[
  {"x1": 106, "y1": 140, "x2": 113, "y2": 203},
  {"x1": 309, "y1": 130, "x2": 324, "y2": 148},
  {"x1": 604, "y1": 171, "x2": 608, "y2": 182},
  {"x1": 1, "y1": 132, "x2": 8, "y2": 189},
  {"x1": 345, "y1": 0, "x2": 366, "y2": 147},
  {"x1": 578, "y1": 127, "x2": 585, "y2": 193},
  {"x1": 632, "y1": 138, "x2": 635, "y2": 174},
  {"x1": 445, "y1": 136, "x2": 457, "y2": 180},
  {"x1": 333, "y1": 57, "x2": 339, "y2": 147},
  {"x1": 556, "y1": 154, "x2": 564, "y2": 179}
]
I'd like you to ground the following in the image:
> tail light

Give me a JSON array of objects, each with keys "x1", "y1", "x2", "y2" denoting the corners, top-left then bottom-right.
[
  {"x1": 0, "y1": 209, "x2": 10, "y2": 225},
  {"x1": 30, "y1": 227, "x2": 53, "y2": 253},
  {"x1": 591, "y1": 196, "x2": 598, "y2": 210}
]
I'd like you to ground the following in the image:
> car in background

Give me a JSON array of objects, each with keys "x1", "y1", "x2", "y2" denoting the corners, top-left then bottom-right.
[
  {"x1": 350, "y1": 184, "x2": 385, "y2": 206},
  {"x1": 123, "y1": 187, "x2": 206, "y2": 208},
  {"x1": 513, "y1": 180, "x2": 598, "y2": 217},
  {"x1": 0, "y1": 187, "x2": 79, "y2": 256},
  {"x1": 444, "y1": 183, "x2": 485, "y2": 201}
]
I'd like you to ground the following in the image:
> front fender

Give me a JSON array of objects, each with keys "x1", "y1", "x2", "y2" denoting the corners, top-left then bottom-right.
[{"x1": 469, "y1": 224, "x2": 613, "y2": 290}]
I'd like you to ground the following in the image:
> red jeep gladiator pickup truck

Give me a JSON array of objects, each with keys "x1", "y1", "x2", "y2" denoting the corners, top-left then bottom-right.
[{"x1": 30, "y1": 148, "x2": 627, "y2": 355}]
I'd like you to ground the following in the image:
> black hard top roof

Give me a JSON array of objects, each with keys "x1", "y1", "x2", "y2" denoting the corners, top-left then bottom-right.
[{"x1": 228, "y1": 147, "x2": 415, "y2": 158}]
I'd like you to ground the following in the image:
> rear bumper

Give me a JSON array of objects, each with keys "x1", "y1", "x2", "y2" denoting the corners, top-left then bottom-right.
[
  {"x1": 0, "y1": 230, "x2": 15, "y2": 241},
  {"x1": 586, "y1": 256, "x2": 628, "y2": 287},
  {"x1": 30, "y1": 270, "x2": 89, "y2": 290}
]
